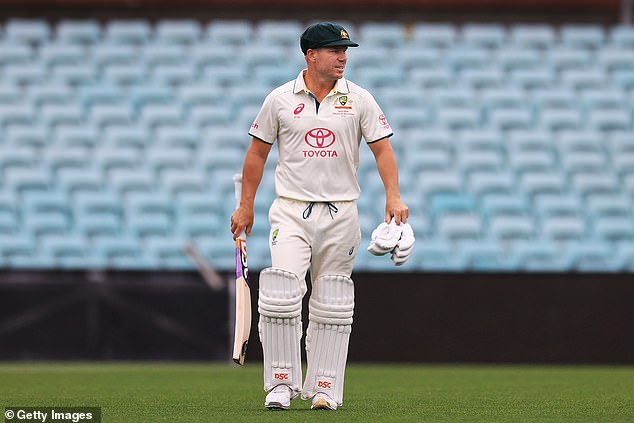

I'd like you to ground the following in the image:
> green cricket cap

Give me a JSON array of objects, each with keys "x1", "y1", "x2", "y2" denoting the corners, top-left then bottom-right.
[{"x1": 300, "y1": 22, "x2": 359, "y2": 54}]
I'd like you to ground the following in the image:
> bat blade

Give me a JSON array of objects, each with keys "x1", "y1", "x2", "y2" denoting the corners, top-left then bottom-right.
[{"x1": 232, "y1": 236, "x2": 251, "y2": 365}]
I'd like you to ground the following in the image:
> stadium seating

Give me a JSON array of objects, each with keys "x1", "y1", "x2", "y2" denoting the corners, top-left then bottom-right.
[{"x1": 0, "y1": 19, "x2": 632, "y2": 272}]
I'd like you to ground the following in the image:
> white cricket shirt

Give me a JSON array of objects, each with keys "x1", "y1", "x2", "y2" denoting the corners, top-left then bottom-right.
[{"x1": 249, "y1": 70, "x2": 393, "y2": 202}]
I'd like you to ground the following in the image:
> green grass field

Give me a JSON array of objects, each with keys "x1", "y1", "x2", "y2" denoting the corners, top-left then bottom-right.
[{"x1": 1, "y1": 363, "x2": 633, "y2": 422}]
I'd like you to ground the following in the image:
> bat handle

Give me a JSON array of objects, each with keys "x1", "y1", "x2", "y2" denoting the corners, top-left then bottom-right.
[{"x1": 233, "y1": 173, "x2": 246, "y2": 240}]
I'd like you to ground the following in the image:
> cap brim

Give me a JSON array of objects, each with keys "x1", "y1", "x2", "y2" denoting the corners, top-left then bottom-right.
[{"x1": 320, "y1": 39, "x2": 359, "y2": 48}]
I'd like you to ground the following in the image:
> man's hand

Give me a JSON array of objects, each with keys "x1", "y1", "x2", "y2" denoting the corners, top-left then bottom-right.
[
  {"x1": 385, "y1": 196, "x2": 409, "y2": 225},
  {"x1": 230, "y1": 205, "x2": 254, "y2": 240}
]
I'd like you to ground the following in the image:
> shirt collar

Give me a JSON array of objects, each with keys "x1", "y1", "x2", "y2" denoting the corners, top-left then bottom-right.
[{"x1": 293, "y1": 69, "x2": 350, "y2": 96}]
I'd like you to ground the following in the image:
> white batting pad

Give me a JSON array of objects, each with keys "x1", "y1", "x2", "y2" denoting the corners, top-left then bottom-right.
[
  {"x1": 302, "y1": 274, "x2": 354, "y2": 406},
  {"x1": 258, "y1": 267, "x2": 306, "y2": 394}
]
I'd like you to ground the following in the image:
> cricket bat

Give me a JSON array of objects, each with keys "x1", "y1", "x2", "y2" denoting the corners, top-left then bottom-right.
[{"x1": 232, "y1": 174, "x2": 251, "y2": 365}]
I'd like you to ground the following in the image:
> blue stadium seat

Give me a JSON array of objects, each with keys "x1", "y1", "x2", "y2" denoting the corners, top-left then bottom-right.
[
  {"x1": 510, "y1": 68, "x2": 556, "y2": 90},
  {"x1": 509, "y1": 150, "x2": 556, "y2": 175},
  {"x1": 593, "y1": 216, "x2": 634, "y2": 241},
  {"x1": 57, "y1": 167, "x2": 104, "y2": 194},
  {"x1": 125, "y1": 211, "x2": 172, "y2": 238},
  {"x1": 588, "y1": 109, "x2": 630, "y2": 132},
  {"x1": 436, "y1": 213, "x2": 482, "y2": 239},
  {"x1": 90, "y1": 104, "x2": 133, "y2": 128},
  {"x1": 73, "y1": 190, "x2": 122, "y2": 216},
  {"x1": 152, "y1": 62, "x2": 197, "y2": 85},
  {"x1": 408, "y1": 238, "x2": 467, "y2": 271},
  {"x1": 92, "y1": 43, "x2": 137, "y2": 66},
  {"x1": 509, "y1": 24, "x2": 556, "y2": 48},
  {"x1": 74, "y1": 213, "x2": 121, "y2": 238},
  {"x1": 94, "y1": 148, "x2": 139, "y2": 173},
  {"x1": 52, "y1": 62, "x2": 97, "y2": 85},
  {"x1": 104, "y1": 20, "x2": 151, "y2": 44},
  {"x1": 5, "y1": 125, "x2": 48, "y2": 148},
  {"x1": 540, "y1": 215, "x2": 587, "y2": 240},
  {"x1": 206, "y1": 20, "x2": 253, "y2": 46},
  {"x1": 456, "y1": 150, "x2": 504, "y2": 174},
  {"x1": 255, "y1": 20, "x2": 303, "y2": 47},
  {"x1": 458, "y1": 238, "x2": 518, "y2": 271},
  {"x1": 138, "y1": 103, "x2": 184, "y2": 129},
  {"x1": 144, "y1": 236, "x2": 193, "y2": 270},
  {"x1": 27, "y1": 83, "x2": 72, "y2": 107},
  {"x1": 160, "y1": 170, "x2": 208, "y2": 196},
  {"x1": 101, "y1": 125, "x2": 149, "y2": 149},
  {"x1": 436, "y1": 106, "x2": 480, "y2": 129},
  {"x1": 461, "y1": 67, "x2": 504, "y2": 89},
  {"x1": 418, "y1": 171, "x2": 463, "y2": 196},
  {"x1": 547, "y1": 47, "x2": 592, "y2": 72},
  {"x1": 5, "y1": 19, "x2": 50, "y2": 44},
  {"x1": 5, "y1": 168, "x2": 51, "y2": 194},
  {"x1": 0, "y1": 103, "x2": 36, "y2": 126},
  {"x1": 564, "y1": 240, "x2": 619, "y2": 272},
  {"x1": 155, "y1": 20, "x2": 201, "y2": 44},
  {"x1": 404, "y1": 149, "x2": 452, "y2": 172},
  {"x1": 428, "y1": 86, "x2": 474, "y2": 108},
  {"x1": 560, "y1": 25, "x2": 606, "y2": 49},
  {"x1": 520, "y1": 171, "x2": 566, "y2": 196},
  {"x1": 40, "y1": 104, "x2": 84, "y2": 128},
  {"x1": 560, "y1": 68, "x2": 606, "y2": 91},
  {"x1": 142, "y1": 43, "x2": 186, "y2": 66},
  {"x1": 0, "y1": 43, "x2": 32, "y2": 64},
  {"x1": 468, "y1": 171, "x2": 515, "y2": 195},
  {"x1": 56, "y1": 20, "x2": 101, "y2": 44},
  {"x1": 188, "y1": 105, "x2": 232, "y2": 128},
  {"x1": 495, "y1": 48, "x2": 541, "y2": 72},
  {"x1": 560, "y1": 151, "x2": 607, "y2": 173},
  {"x1": 480, "y1": 193, "x2": 530, "y2": 218},
  {"x1": 146, "y1": 148, "x2": 191, "y2": 172},
  {"x1": 610, "y1": 25, "x2": 634, "y2": 49},
  {"x1": 126, "y1": 191, "x2": 174, "y2": 216},
  {"x1": 615, "y1": 243, "x2": 634, "y2": 270},
  {"x1": 539, "y1": 108, "x2": 583, "y2": 131},
  {"x1": 411, "y1": 23, "x2": 457, "y2": 47},
  {"x1": 39, "y1": 43, "x2": 84, "y2": 66},
  {"x1": 512, "y1": 239, "x2": 567, "y2": 271},
  {"x1": 78, "y1": 83, "x2": 124, "y2": 108},
  {"x1": 597, "y1": 47, "x2": 634, "y2": 72},
  {"x1": 102, "y1": 62, "x2": 147, "y2": 85},
  {"x1": 176, "y1": 213, "x2": 223, "y2": 239},
  {"x1": 23, "y1": 213, "x2": 68, "y2": 237},
  {"x1": 394, "y1": 47, "x2": 441, "y2": 70},
  {"x1": 488, "y1": 215, "x2": 536, "y2": 240},
  {"x1": 359, "y1": 22, "x2": 405, "y2": 47},
  {"x1": 410, "y1": 68, "x2": 453, "y2": 89},
  {"x1": 109, "y1": 168, "x2": 155, "y2": 194},
  {"x1": 22, "y1": 190, "x2": 69, "y2": 215},
  {"x1": 446, "y1": 47, "x2": 491, "y2": 71},
  {"x1": 456, "y1": 128, "x2": 504, "y2": 152},
  {"x1": 571, "y1": 172, "x2": 619, "y2": 196},
  {"x1": 488, "y1": 108, "x2": 533, "y2": 131},
  {"x1": 0, "y1": 235, "x2": 36, "y2": 263},
  {"x1": 462, "y1": 24, "x2": 506, "y2": 48},
  {"x1": 533, "y1": 193, "x2": 582, "y2": 217}
]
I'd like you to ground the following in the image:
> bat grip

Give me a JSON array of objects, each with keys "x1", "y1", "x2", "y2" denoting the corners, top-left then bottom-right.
[{"x1": 233, "y1": 173, "x2": 246, "y2": 240}]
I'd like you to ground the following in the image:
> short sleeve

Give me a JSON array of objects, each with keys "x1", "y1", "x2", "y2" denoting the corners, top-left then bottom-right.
[
  {"x1": 248, "y1": 92, "x2": 279, "y2": 144},
  {"x1": 359, "y1": 90, "x2": 393, "y2": 143}
]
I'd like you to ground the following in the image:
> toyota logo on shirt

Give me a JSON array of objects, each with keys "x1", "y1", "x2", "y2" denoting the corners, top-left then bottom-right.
[{"x1": 305, "y1": 128, "x2": 336, "y2": 148}]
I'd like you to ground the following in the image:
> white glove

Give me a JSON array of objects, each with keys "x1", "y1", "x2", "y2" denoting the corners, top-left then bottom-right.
[
  {"x1": 391, "y1": 223, "x2": 415, "y2": 266},
  {"x1": 367, "y1": 219, "x2": 402, "y2": 256}
]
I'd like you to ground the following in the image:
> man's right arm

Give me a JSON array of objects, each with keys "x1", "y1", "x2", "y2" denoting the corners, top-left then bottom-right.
[{"x1": 230, "y1": 138, "x2": 272, "y2": 239}]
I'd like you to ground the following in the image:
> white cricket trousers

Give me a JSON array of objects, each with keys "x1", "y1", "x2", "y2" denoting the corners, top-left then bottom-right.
[{"x1": 268, "y1": 196, "x2": 361, "y2": 281}]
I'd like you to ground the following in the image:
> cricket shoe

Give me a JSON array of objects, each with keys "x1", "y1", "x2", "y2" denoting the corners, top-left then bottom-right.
[
  {"x1": 311, "y1": 392, "x2": 337, "y2": 410},
  {"x1": 265, "y1": 384, "x2": 294, "y2": 410}
]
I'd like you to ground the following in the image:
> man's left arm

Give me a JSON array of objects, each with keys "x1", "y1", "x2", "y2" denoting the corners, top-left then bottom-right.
[{"x1": 368, "y1": 138, "x2": 409, "y2": 224}]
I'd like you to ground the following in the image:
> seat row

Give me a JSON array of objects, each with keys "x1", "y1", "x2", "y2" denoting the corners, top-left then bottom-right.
[{"x1": 2, "y1": 19, "x2": 634, "y2": 50}]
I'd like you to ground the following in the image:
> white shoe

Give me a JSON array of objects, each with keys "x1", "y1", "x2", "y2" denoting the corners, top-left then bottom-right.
[
  {"x1": 265, "y1": 385, "x2": 293, "y2": 410},
  {"x1": 311, "y1": 392, "x2": 337, "y2": 410}
]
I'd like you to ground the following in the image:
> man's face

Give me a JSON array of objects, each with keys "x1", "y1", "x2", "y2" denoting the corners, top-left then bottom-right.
[{"x1": 309, "y1": 46, "x2": 348, "y2": 80}]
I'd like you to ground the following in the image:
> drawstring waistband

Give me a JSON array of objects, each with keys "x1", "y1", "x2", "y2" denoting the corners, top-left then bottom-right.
[{"x1": 302, "y1": 202, "x2": 339, "y2": 220}]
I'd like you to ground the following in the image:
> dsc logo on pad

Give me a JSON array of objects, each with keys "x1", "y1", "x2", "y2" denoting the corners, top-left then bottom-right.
[
  {"x1": 274, "y1": 373, "x2": 289, "y2": 381},
  {"x1": 317, "y1": 380, "x2": 332, "y2": 389}
]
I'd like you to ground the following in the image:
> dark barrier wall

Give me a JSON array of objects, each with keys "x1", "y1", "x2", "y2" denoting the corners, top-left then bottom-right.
[
  {"x1": 1, "y1": 271, "x2": 633, "y2": 363},
  {"x1": 0, "y1": 0, "x2": 619, "y2": 7}
]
